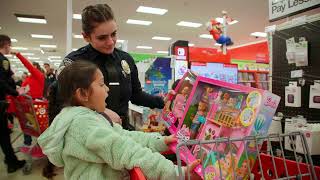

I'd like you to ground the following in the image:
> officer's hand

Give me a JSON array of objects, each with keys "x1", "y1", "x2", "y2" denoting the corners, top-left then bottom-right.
[
  {"x1": 163, "y1": 90, "x2": 176, "y2": 103},
  {"x1": 104, "y1": 108, "x2": 122, "y2": 125},
  {"x1": 164, "y1": 134, "x2": 177, "y2": 145}
]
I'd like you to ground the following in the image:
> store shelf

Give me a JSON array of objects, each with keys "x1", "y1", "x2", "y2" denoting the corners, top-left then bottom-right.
[
  {"x1": 238, "y1": 81, "x2": 256, "y2": 83},
  {"x1": 257, "y1": 81, "x2": 270, "y2": 82},
  {"x1": 239, "y1": 70, "x2": 269, "y2": 73}
]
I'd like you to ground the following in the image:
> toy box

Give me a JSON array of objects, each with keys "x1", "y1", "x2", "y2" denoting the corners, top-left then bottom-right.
[
  {"x1": 161, "y1": 71, "x2": 197, "y2": 134},
  {"x1": 140, "y1": 108, "x2": 166, "y2": 134},
  {"x1": 166, "y1": 76, "x2": 280, "y2": 179}
]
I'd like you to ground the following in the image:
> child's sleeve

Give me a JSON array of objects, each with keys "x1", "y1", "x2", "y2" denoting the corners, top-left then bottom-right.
[
  {"x1": 82, "y1": 118, "x2": 179, "y2": 180},
  {"x1": 113, "y1": 124, "x2": 168, "y2": 152}
]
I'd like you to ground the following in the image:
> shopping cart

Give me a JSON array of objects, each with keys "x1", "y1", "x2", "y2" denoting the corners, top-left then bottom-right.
[
  {"x1": 175, "y1": 132, "x2": 319, "y2": 180},
  {"x1": 8, "y1": 95, "x2": 49, "y2": 174}
]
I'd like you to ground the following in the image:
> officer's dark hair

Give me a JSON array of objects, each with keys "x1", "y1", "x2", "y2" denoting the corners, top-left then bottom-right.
[
  {"x1": 57, "y1": 60, "x2": 99, "y2": 107},
  {"x1": 0, "y1": 34, "x2": 11, "y2": 48},
  {"x1": 81, "y1": 4, "x2": 115, "y2": 35}
]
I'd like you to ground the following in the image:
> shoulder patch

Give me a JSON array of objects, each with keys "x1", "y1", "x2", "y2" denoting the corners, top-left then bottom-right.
[{"x1": 2, "y1": 60, "x2": 9, "y2": 70}]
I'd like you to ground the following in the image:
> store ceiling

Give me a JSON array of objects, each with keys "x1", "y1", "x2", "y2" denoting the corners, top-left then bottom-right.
[{"x1": 0, "y1": 0, "x2": 270, "y2": 72}]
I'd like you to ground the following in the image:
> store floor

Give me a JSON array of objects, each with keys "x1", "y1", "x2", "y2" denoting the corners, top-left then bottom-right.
[{"x1": 0, "y1": 120, "x2": 64, "y2": 180}]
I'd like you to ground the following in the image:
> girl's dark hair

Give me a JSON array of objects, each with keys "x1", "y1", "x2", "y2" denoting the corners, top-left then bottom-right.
[
  {"x1": 57, "y1": 60, "x2": 98, "y2": 107},
  {"x1": 32, "y1": 62, "x2": 45, "y2": 73},
  {"x1": 82, "y1": 4, "x2": 115, "y2": 35}
]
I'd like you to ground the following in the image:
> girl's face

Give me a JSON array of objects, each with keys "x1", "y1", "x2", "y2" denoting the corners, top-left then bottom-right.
[
  {"x1": 83, "y1": 20, "x2": 118, "y2": 54},
  {"x1": 87, "y1": 69, "x2": 109, "y2": 112}
]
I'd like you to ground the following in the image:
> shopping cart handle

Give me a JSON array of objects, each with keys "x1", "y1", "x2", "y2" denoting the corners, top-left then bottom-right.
[{"x1": 129, "y1": 167, "x2": 146, "y2": 180}]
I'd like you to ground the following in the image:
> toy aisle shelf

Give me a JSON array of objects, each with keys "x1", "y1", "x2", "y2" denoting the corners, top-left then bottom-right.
[{"x1": 238, "y1": 69, "x2": 270, "y2": 90}]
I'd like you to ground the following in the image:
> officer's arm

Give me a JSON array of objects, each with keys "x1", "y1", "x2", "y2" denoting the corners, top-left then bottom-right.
[
  {"x1": 128, "y1": 56, "x2": 164, "y2": 109},
  {"x1": 0, "y1": 61, "x2": 18, "y2": 96}
]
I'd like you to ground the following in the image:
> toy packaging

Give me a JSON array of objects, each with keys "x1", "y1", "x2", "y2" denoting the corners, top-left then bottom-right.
[
  {"x1": 140, "y1": 108, "x2": 166, "y2": 134},
  {"x1": 162, "y1": 75, "x2": 280, "y2": 179},
  {"x1": 161, "y1": 71, "x2": 197, "y2": 134}
]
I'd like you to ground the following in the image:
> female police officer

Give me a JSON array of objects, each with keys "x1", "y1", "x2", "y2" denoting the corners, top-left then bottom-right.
[{"x1": 56, "y1": 4, "x2": 164, "y2": 130}]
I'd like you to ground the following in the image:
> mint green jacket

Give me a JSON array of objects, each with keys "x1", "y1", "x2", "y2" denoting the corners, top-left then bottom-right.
[{"x1": 38, "y1": 106, "x2": 179, "y2": 180}]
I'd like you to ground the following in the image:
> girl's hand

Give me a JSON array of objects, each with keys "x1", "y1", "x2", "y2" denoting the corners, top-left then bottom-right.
[
  {"x1": 164, "y1": 135, "x2": 177, "y2": 145},
  {"x1": 182, "y1": 160, "x2": 202, "y2": 180},
  {"x1": 104, "y1": 108, "x2": 122, "y2": 125}
]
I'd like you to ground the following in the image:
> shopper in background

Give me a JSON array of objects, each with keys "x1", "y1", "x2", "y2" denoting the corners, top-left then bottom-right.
[
  {"x1": 43, "y1": 63, "x2": 55, "y2": 97},
  {"x1": 53, "y1": 3, "x2": 164, "y2": 130},
  {"x1": 12, "y1": 52, "x2": 45, "y2": 147},
  {"x1": 0, "y1": 34, "x2": 26, "y2": 173}
]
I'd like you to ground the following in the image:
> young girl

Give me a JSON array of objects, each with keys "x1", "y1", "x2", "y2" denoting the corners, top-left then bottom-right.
[{"x1": 38, "y1": 61, "x2": 200, "y2": 180}]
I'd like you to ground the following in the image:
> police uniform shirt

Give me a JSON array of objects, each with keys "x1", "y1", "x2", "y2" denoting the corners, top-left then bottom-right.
[
  {"x1": 59, "y1": 44, "x2": 164, "y2": 118},
  {"x1": 0, "y1": 53, "x2": 18, "y2": 100}
]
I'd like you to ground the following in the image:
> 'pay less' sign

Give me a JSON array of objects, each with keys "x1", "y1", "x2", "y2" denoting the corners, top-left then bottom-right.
[{"x1": 269, "y1": 0, "x2": 320, "y2": 21}]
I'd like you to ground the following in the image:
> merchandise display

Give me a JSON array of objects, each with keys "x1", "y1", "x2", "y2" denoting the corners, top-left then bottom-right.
[
  {"x1": 309, "y1": 80, "x2": 320, "y2": 109},
  {"x1": 285, "y1": 82, "x2": 301, "y2": 107}
]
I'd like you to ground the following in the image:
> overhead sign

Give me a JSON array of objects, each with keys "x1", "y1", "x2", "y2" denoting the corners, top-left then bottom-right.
[{"x1": 269, "y1": 0, "x2": 320, "y2": 21}]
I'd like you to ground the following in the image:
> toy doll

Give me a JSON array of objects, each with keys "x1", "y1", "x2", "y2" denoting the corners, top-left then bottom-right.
[
  {"x1": 172, "y1": 86, "x2": 190, "y2": 122},
  {"x1": 190, "y1": 100, "x2": 208, "y2": 139},
  {"x1": 201, "y1": 86, "x2": 217, "y2": 107}
]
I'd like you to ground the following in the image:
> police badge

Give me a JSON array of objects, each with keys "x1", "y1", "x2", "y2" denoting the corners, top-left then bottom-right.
[{"x1": 121, "y1": 60, "x2": 131, "y2": 75}]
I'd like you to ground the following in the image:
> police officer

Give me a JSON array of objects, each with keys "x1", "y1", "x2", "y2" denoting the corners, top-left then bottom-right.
[
  {"x1": 57, "y1": 4, "x2": 164, "y2": 130},
  {"x1": 0, "y1": 34, "x2": 26, "y2": 173}
]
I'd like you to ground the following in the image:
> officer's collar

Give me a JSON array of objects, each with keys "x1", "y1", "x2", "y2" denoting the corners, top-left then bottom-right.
[{"x1": 87, "y1": 44, "x2": 116, "y2": 59}]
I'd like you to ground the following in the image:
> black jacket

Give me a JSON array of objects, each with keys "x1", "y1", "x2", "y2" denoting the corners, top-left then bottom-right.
[
  {"x1": 0, "y1": 53, "x2": 18, "y2": 100},
  {"x1": 56, "y1": 44, "x2": 164, "y2": 117}
]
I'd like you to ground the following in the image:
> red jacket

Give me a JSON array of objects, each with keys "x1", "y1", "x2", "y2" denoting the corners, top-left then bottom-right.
[{"x1": 16, "y1": 53, "x2": 45, "y2": 99}]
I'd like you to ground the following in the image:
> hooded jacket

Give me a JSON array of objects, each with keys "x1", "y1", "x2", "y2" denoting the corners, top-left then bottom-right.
[{"x1": 38, "y1": 106, "x2": 179, "y2": 180}]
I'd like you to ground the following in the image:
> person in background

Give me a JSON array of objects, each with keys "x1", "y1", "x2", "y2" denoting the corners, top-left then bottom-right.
[
  {"x1": 43, "y1": 63, "x2": 56, "y2": 97},
  {"x1": 16, "y1": 72, "x2": 28, "y2": 87},
  {"x1": 0, "y1": 34, "x2": 26, "y2": 173},
  {"x1": 12, "y1": 52, "x2": 45, "y2": 147}
]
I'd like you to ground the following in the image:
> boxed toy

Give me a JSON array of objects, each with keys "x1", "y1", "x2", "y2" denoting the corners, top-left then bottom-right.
[
  {"x1": 165, "y1": 76, "x2": 280, "y2": 179},
  {"x1": 161, "y1": 71, "x2": 197, "y2": 134}
]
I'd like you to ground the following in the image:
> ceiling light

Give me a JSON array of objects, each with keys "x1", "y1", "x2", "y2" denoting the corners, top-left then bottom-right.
[
  {"x1": 176, "y1": 21, "x2": 202, "y2": 28},
  {"x1": 250, "y1": 32, "x2": 267, "y2": 38},
  {"x1": 72, "y1": 48, "x2": 78, "y2": 51},
  {"x1": 152, "y1": 36, "x2": 172, "y2": 41},
  {"x1": 73, "y1": 34, "x2": 83, "y2": 39},
  {"x1": 54, "y1": 63, "x2": 60, "y2": 66},
  {"x1": 11, "y1": 39, "x2": 18, "y2": 42},
  {"x1": 157, "y1": 51, "x2": 168, "y2": 54},
  {"x1": 126, "y1": 19, "x2": 152, "y2": 26},
  {"x1": 117, "y1": 40, "x2": 125, "y2": 43},
  {"x1": 40, "y1": 44, "x2": 57, "y2": 48},
  {"x1": 48, "y1": 58, "x2": 62, "y2": 62},
  {"x1": 4, "y1": 55, "x2": 12, "y2": 58},
  {"x1": 40, "y1": 49, "x2": 45, "y2": 54},
  {"x1": 31, "y1": 34, "x2": 53, "y2": 39},
  {"x1": 15, "y1": 14, "x2": 47, "y2": 24},
  {"x1": 199, "y1": 34, "x2": 213, "y2": 39},
  {"x1": 188, "y1": 43, "x2": 195, "y2": 47},
  {"x1": 27, "y1": 57, "x2": 40, "y2": 60},
  {"x1": 11, "y1": 47, "x2": 28, "y2": 50},
  {"x1": 215, "y1": 43, "x2": 222, "y2": 46},
  {"x1": 136, "y1": 6, "x2": 168, "y2": 15},
  {"x1": 136, "y1": 46, "x2": 152, "y2": 49},
  {"x1": 21, "y1": 53, "x2": 34, "y2": 56},
  {"x1": 73, "y1": 14, "x2": 82, "y2": 20},
  {"x1": 48, "y1": 56, "x2": 61, "y2": 59}
]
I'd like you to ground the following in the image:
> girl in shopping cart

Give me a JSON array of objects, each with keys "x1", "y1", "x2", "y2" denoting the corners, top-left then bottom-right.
[{"x1": 38, "y1": 60, "x2": 201, "y2": 180}]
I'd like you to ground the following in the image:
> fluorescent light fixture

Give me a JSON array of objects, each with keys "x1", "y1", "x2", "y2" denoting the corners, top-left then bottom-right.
[
  {"x1": 4, "y1": 55, "x2": 13, "y2": 58},
  {"x1": 54, "y1": 63, "x2": 60, "y2": 66},
  {"x1": 215, "y1": 43, "x2": 222, "y2": 46},
  {"x1": 48, "y1": 56, "x2": 61, "y2": 59},
  {"x1": 11, "y1": 39, "x2": 18, "y2": 42},
  {"x1": 27, "y1": 57, "x2": 40, "y2": 60},
  {"x1": 116, "y1": 39, "x2": 125, "y2": 43},
  {"x1": 40, "y1": 44, "x2": 57, "y2": 48},
  {"x1": 31, "y1": 34, "x2": 53, "y2": 39},
  {"x1": 21, "y1": 53, "x2": 34, "y2": 56},
  {"x1": 199, "y1": 34, "x2": 213, "y2": 39},
  {"x1": 176, "y1": 21, "x2": 202, "y2": 28},
  {"x1": 73, "y1": 14, "x2": 82, "y2": 20},
  {"x1": 152, "y1": 36, "x2": 172, "y2": 41},
  {"x1": 17, "y1": 17, "x2": 47, "y2": 24},
  {"x1": 250, "y1": 32, "x2": 267, "y2": 38},
  {"x1": 11, "y1": 64, "x2": 16, "y2": 67},
  {"x1": 35, "y1": 60, "x2": 44, "y2": 64},
  {"x1": 40, "y1": 49, "x2": 45, "y2": 54},
  {"x1": 136, "y1": 46, "x2": 152, "y2": 49},
  {"x1": 73, "y1": 34, "x2": 83, "y2": 39},
  {"x1": 48, "y1": 58, "x2": 62, "y2": 62},
  {"x1": 72, "y1": 48, "x2": 78, "y2": 51},
  {"x1": 188, "y1": 43, "x2": 195, "y2": 47},
  {"x1": 11, "y1": 47, "x2": 28, "y2": 50},
  {"x1": 157, "y1": 51, "x2": 168, "y2": 54},
  {"x1": 126, "y1": 19, "x2": 152, "y2": 26},
  {"x1": 136, "y1": 6, "x2": 168, "y2": 15}
]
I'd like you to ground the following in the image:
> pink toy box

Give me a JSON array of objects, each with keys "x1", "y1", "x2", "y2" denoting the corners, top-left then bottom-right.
[{"x1": 162, "y1": 75, "x2": 280, "y2": 179}]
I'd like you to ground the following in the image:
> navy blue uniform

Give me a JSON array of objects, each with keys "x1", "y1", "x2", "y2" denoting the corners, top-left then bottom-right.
[{"x1": 58, "y1": 44, "x2": 164, "y2": 129}]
